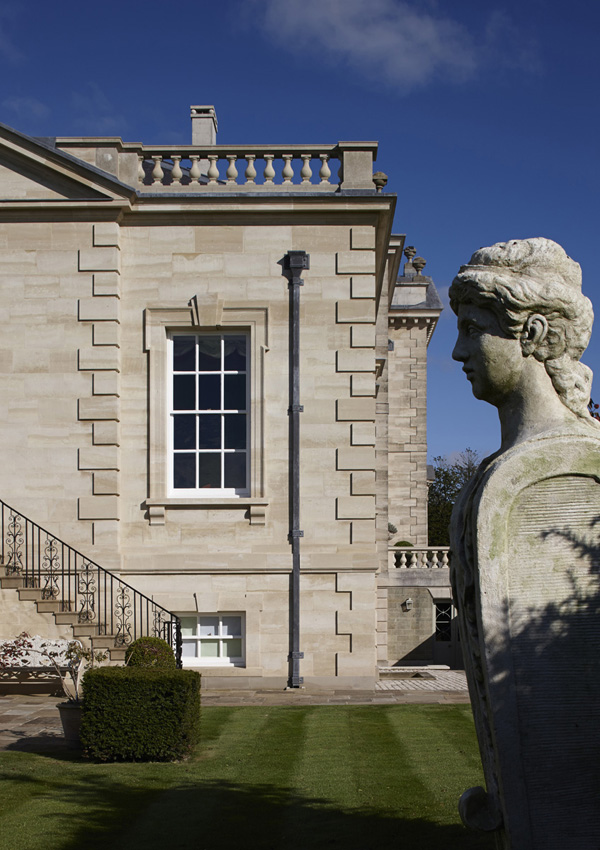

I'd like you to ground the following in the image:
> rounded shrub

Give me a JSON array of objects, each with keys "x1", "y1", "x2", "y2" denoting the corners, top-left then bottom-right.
[{"x1": 125, "y1": 636, "x2": 176, "y2": 669}]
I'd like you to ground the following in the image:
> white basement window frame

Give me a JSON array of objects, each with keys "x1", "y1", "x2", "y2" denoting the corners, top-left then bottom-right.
[
  {"x1": 178, "y1": 612, "x2": 245, "y2": 667},
  {"x1": 143, "y1": 302, "x2": 268, "y2": 524}
]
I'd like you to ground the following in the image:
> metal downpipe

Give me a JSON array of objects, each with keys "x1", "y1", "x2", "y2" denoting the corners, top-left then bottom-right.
[{"x1": 284, "y1": 250, "x2": 309, "y2": 688}]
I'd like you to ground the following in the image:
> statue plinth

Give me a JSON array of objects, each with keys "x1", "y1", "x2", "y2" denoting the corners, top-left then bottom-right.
[{"x1": 451, "y1": 432, "x2": 600, "y2": 848}]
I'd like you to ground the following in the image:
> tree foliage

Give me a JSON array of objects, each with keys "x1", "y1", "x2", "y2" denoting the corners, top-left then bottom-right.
[{"x1": 428, "y1": 448, "x2": 481, "y2": 546}]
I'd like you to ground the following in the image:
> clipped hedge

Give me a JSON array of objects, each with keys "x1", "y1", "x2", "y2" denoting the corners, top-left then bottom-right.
[
  {"x1": 124, "y1": 636, "x2": 176, "y2": 669},
  {"x1": 80, "y1": 666, "x2": 201, "y2": 761}
]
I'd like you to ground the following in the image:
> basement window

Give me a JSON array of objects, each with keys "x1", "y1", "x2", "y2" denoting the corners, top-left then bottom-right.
[{"x1": 178, "y1": 613, "x2": 245, "y2": 666}]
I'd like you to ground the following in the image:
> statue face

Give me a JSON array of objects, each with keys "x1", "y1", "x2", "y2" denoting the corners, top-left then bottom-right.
[{"x1": 452, "y1": 303, "x2": 525, "y2": 406}]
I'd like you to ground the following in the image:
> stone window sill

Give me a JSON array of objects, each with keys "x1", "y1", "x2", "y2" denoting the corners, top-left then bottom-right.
[{"x1": 144, "y1": 498, "x2": 268, "y2": 526}]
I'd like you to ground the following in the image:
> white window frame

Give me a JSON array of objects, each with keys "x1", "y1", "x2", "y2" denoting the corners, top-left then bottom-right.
[
  {"x1": 177, "y1": 612, "x2": 245, "y2": 667},
  {"x1": 143, "y1": 301, "x2": 268, "y2": 524},
  {"x1": 168, "y1": 332, "x2": 250, "y2": 497}
]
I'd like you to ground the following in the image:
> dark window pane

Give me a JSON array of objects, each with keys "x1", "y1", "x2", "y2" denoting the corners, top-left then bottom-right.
[
  {"x1": 198, "y1": 453, "x2": 221, "y2": 488},
  {"x1": 225, "y1": 453, "x2": 246, "y2": 489},
  {"x1": 224, "y1": 374, "x2": 246, "y2": 410},
  {"x1": 199, "y1": 617, "x2": 219, "y2": 636},
  {"x1": 198, "y1": 375, "x2": 220, "y2": 410},
  {"x1": 224, "y1": 336, "x2": 247, "y2": 371},
  {"x1": 199, "y1": 640, "x2": 219, "y2": 658},
  {"x1": 173, "y1": 453, "x2": 196, "y2": 489},
  {"x1": 436, "y1": 625, "x2": 451, "y2": 642},
  {"x1": 225, "y1": 414, "x2": 247, "y2": 449},
  {"x1": 173, "y1": 336, "x2": 195, "y2": 371},
  {"x1": 198, "y1": 414, "x2": 221, "y2": 449},
  {"x1": 174, "y1": 415, "x2": 196, "y2": 449},
  {"x1": 222, "y1": 639, "x2": 243, "y2": 658},
  {"x1": 435, "y1": 603, "x2": 452, "y2": 642},
  {"x1": 198, "y1": 336, "x2": 221, "y2": 371},
  {"x1": 221, "y1": 616, "x2": 242, "y2": 636},
  {"x1": 173, "y1": 375, "x2": 196, "y2": 410}
]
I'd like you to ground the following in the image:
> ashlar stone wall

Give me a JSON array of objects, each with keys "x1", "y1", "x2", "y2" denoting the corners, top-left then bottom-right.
[
  {"x1": 111, "y1": 218, "x2": 380, "y2": 687},
  {"x1": 387, "y1": 318, "x2": 430, "y2": 547}
]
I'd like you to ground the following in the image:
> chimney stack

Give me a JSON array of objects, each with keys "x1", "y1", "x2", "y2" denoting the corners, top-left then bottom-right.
[{"x1": 190, "y1": 106, "x2": 218, "y2": 146}]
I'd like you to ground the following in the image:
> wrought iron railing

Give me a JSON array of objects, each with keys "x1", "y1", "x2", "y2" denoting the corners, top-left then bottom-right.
[
  {"x1": 388, "y1": 546, "x2": 450, "y2": 570},
  {"x1": 0, "y1": 500, "x2": 182, "y2": 667}
]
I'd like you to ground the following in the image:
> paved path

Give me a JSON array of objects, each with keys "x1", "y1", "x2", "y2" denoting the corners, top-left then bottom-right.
[
  {"x1": 0, "y1": 669, "x2": 469, "y2": 752},
  {"x1": 0, "y1": 695, "x2": 69, "y2": 753},
  {"x1": 376, "y1": 669, "x2": 468, "y2": 692}
]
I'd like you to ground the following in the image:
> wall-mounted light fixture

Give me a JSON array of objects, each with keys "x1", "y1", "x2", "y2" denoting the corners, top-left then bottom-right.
[{"x1": 402, "y1": 597, "x2": 413, "y2": 612}]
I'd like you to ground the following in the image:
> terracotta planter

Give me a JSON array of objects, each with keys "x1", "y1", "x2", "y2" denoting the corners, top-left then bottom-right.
[{"x1": 57, "y1": 701, "x2": 83, "y2": 746}]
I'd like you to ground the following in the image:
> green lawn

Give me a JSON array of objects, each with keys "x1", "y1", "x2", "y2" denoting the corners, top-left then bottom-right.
[{"x1": 0, "y1": 705, "x2": 493, "y2": 850}]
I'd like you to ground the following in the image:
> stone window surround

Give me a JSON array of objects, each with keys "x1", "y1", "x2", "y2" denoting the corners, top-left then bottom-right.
[{"x1": 143, "y1": 302, "x2": 268, "y2": 525}]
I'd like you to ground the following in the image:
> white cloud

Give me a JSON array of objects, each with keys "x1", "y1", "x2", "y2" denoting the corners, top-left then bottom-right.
[
  {"x1": 2, "y1": 96, "x2": 49, "y2": 121},
  {"x1": 250, "y1": 0, "x2": 538, "y2": 91}
]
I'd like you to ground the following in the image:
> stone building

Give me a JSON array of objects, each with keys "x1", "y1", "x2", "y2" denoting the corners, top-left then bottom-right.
[{"x1": 0, "y1": 106, "x2": 452, "y2": 689}]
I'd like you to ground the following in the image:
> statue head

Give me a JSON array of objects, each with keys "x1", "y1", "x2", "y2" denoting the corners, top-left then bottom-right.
[{"x1": 450, "y1": 238, "x2": 595, "y2": 422}]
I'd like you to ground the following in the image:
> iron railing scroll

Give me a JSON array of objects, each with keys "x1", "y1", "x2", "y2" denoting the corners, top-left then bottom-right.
[{"x1": 0, "y1": 500, "x2": 182, "y2": 668}]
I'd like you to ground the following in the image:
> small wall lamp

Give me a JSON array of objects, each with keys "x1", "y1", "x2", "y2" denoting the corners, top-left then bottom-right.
[{"x1": 402, "y1": 597, "x2": 413, "y2": 612}]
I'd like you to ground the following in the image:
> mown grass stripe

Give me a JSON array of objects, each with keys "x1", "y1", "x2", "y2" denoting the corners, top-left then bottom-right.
[
  {"x1": 275, "y1": 705, "x2": 440, "y2": 848},
  {"x1": 112, "y1": 707, "x2": 310, "y2": 849},
  {"x1": 385, "y1": 705, "x2": 486, "y2": 824}
]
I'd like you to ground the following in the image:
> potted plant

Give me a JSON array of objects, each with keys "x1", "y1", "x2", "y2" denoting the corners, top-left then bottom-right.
[{"x1": 39, "y1": 640, "x2": 108, "y2": 744}]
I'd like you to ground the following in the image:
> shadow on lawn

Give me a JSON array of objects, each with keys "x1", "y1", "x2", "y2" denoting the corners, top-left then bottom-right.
[{"x1": 0, "y1": 767, "x2": 494, "y2": 850}]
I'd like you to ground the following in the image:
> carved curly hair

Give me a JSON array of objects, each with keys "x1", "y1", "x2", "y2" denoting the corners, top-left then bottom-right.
[{"x1": 449, "y1": 238, "x2": 597, "y2": 423}]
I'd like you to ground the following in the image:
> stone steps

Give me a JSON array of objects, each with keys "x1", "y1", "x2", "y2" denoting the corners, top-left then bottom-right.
[
  {"x1": 0, "y1": 576, "x2": 23, "y2": 589},
  {"x1": 1, "y1": 566, "x2": 127, "y2": 664},
  {"x1": 36, "y1": 600, "x2": 63, "y2": 614}
]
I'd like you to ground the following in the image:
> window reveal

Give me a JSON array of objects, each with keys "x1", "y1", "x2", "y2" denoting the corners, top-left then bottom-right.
[{"x1": 170, "y1": 334, "x2": 248, "y2": 493}]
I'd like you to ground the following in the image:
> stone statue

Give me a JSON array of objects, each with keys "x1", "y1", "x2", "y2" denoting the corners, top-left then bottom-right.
[{"x1": 449, "y1": 238, "x2": 600, "y2": 849}]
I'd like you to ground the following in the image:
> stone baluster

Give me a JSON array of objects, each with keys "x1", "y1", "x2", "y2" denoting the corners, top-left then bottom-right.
[
  {"x1": 408, "y1": 551, "x2": 417, "y2": 568},
  {"x1": 282, "y1": 155, "x2": 294, "y2": 184},
  {"x1": 398, "y1": 551, "x2": 407, "y2": 568},
  {"x1": 171, "y1": 155, "x2": 183, "y2": 185},
  {"x1": 319, "y1": 154, "x2": 331, "y2": 184},
  {"x1": 245, "y1": 155, "x2": 257, "y2": 185},
  {"x1": 189, "y1": 155, "x2": 201, "y2": 182},
  {"x1": 151, "y1": 156, "x2": 164, "y2": 185},
  {"x1": 226, "y1": 155, "x2": 238, "y2": 185},
  {"x1": 430, "y1": 550, "x2": 439, "y2": 568},
  {"x1": 300, "y1": 155, "x2": 312, "y2": 184},
  {"x1": 263, "y1": 154, "x2": 275, "y2": 184},
  {"x1": 421, "y1": 550, "x2": 429, "y2": 568},
  {"x1": 207, "y1": 155, "x2": 219, "y2": 184},
  {"x1": 441, "y1": 550, "x2": 449, "y2": 568},
  {"x1": 137, "y1": 155, "x2": 145, "y2": 183}
]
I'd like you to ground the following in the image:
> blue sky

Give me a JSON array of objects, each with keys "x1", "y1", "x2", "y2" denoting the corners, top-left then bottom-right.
[{"x1": 1, "y1": 0, "x2": 598, "y2": 461}]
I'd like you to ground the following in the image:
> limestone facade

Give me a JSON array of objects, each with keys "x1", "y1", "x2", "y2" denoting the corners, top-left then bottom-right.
[{"x1": 0, "y1": 109, "x2": 444, "y2": 687}]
